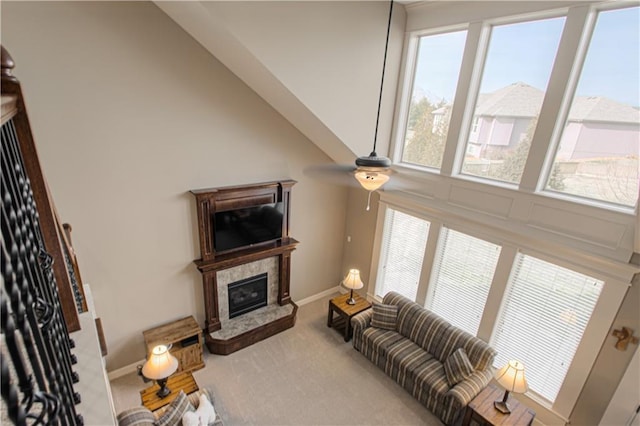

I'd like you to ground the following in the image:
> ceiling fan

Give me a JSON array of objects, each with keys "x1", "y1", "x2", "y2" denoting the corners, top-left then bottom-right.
[{"x1": 306, "y1": 0, "x2": 396, "y2": 211}]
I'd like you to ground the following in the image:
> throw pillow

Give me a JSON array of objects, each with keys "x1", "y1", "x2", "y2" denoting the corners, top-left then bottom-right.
[
  {"x1": 181, "y1": 411, "x2": 200, "y2": 426},
  {"x1": 195, "y1": 393, "x2": 217, "y2": 425},
  {"x1": 371, "y1": 302, "x2": 398, "y2": 331},
  {"x1": 116, "y1": 407, "x2": 155, "y2": 426},
  {"x1": 154, "y1": 391, "x2": 195, "y2": 426},
  {"x1": 444, "y1": 347, "x2": 475, "y2": 387}
]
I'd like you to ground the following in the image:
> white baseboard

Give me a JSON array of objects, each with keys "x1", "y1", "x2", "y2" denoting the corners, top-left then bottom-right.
[
  {"x1": 108, "y1": 286, "x2": 348, "y2": 378},
  {"x1": 107, "y1": 359, "x2": 144, "y2": 380},
  {"x1": 295, "y1": 286, "x2": 344, "y2": 306}
]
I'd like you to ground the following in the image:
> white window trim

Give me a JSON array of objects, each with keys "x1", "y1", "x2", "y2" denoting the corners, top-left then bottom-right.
[{"x1": 488, "y1": 248, "x2": 629, "y2": 419}]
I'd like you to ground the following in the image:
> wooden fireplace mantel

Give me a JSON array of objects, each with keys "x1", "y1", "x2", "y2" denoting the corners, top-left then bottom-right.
[
  {"x1": 191, "y1": 181, "x2": 299, "y2": 352},
  {"x1": 194, "y1": 238, "x2": 299, "y2": 273}
]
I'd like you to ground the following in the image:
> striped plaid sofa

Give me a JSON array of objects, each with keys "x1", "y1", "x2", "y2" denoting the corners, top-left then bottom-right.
[{"x1": 352, "y1": 292, "x2": 497, "y2": 425}]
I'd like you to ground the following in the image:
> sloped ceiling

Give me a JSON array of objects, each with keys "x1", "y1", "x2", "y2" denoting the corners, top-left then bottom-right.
[{"x1": 154, "y1": 1, "x2": 406, "y2": 167}]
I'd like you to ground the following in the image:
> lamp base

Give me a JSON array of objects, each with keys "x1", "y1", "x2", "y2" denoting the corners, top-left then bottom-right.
[
  {"x1": 494, "y1": 400, "x2": 511, "y2": 414},
  {"x1": 346, "y1": 289, "x2": 356, "y2": 305},
  {"x1": 156, "y1": 378, "x2": 172, "y2": 399}
]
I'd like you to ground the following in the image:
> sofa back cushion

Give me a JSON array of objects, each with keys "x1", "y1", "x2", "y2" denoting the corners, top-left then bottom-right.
[
  {"x1": 384, "y1": 292, "x2": 451, "y2": 355},
  {"x1": 382, "y1": 291, "x2": 497, "y2": 372},
  {"x1": 432, "y1": 325, "x2": 497, "y2": 371}
]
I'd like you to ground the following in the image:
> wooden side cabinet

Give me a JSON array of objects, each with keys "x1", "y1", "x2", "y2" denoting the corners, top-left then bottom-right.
[
  {"x1": 143, "y1": 316, "x2": 205, "y2": 373},
  {"x1": 463, "y1": 385, "x2": 535, "y2": 426}
]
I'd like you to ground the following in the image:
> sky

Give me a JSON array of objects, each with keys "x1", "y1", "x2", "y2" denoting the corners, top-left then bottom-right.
[{"x1": 413, "y1": 6, "x2": 640, "y2": 108}]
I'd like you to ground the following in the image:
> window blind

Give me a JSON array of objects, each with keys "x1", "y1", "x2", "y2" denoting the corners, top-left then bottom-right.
[
  {"x1": 427, "y1": 228, "x2": 501, "y2": 335},
  {"x1": 492, "y1": 254, "x2": 603, "y2": 402},
  {"x1": 376, "y1": 208, "x2": 430, "y2": 301}
]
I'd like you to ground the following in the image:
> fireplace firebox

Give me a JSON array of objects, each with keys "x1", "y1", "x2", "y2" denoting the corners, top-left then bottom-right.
[{"x1": 228, "y1": 273, "x2": 268, "y2": 319}]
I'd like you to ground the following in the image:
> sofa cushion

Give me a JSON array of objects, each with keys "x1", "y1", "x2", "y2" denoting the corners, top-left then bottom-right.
[
  {"x1": 383, "y1": 337, "x2": 434, "y2": 387},
  {"x1": 444, "y1": 348, "x2": 475, "y2": 386},
  {"x1": 154, "y1": 391, "x2": 194, "y2": 426},
  {"x1": 410, "y1": 356, "x2": 450, "y2": 403},
  {"x1": 371, "y1": 303, "x2": 398, "y2": 330},
  {"x1": 360, "y1": 327, "x2": 405, "y2": 366},
  {"x1": 433, "y1": 325, "x2": 497, "y2": 371},
  {"x1": 432, "y1": 325, "x2": 474, "y2": 364},
  {"x1": 397, "y1": 302, "x2": 451, "y2": 354}
]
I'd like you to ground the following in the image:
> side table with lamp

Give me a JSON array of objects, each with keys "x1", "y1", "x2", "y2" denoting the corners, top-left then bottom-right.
[
  {"x1": 327, "y1": 269, "x2": 372, "y2": 342},
  {"x1": 462, "y1": 360, "x2": 535, "y2": 426},
  {"x1": 140, "y1": 344, "x2": 199, "y2": 412}
]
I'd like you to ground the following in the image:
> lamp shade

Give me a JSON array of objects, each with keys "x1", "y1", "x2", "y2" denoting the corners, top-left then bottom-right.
[
  {"x1": 354, "y1": 169, "x2": 390, "y2": 192},
  {"x1": 342, "y1": 269, "x2": 364, "y2": 290},
  {"x1": 495, "y1": 360, "x2": 528, "y2": 394},
  {"x1": 142, "y1": 345, "x2": 179, "y2": 380}
]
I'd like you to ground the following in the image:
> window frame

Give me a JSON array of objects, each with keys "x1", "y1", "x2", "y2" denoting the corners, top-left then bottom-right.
[
  {"x1": 391, "y1": 1, "x2": 639, "y2": 213},
  {"x1": 369, "y1": 195, "x2": 632, "y2": 423}
]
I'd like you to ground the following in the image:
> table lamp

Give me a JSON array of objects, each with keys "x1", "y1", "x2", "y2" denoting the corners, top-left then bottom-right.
[
  {"x1": 494, "y1": 359, "x2": 528, "y2": 414},
  {"x1": 142, "y1": 344, "x2": 179, "y2": 398},
  {"x1": 343, "y1": 269, "x2": 364, "y2": 305}
]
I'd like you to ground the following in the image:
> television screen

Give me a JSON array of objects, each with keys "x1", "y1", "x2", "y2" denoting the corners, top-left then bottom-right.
[{"x1": 213, "y1": 203, "x2": 283, "y2": 252}]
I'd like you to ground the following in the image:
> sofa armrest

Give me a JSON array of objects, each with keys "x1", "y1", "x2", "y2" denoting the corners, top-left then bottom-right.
[
  {"x1": 351, "y1": 309, "x2": 373, "y2": 330},
  {"x1": 447, "y1": 368, "x2": 493, "y2": 406},
  {"x1": 351, "y1": 309, "x2": 373, "y2": 351}
]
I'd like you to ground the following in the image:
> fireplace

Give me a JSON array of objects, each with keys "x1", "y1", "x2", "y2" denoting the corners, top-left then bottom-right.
[
  {"x1": 192, "y1": 180, "x2": 299, "y2": 355},
  {"x1": 228, "y1": 273, "x2": 267, "y2": 319}
]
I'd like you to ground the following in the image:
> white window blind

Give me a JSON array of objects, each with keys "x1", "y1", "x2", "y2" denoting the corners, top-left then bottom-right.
[
  {"x1": 376, "y1": 208, "x2": 430, "y2": 301},
  {"x1": 426, "y1": 228, "x2": 501, "y2": 335},
  {"x1": 492, "y1": 254, "x2": 604, "y2": 403}
]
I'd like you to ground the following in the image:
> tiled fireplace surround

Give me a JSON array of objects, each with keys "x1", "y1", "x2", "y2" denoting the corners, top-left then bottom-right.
[
  {"x1": 216, "y1": 257, "x2": 281, "y2": 324},
  {"x1": 196, "y1": 246, "x2": 298, "y2": 355}
]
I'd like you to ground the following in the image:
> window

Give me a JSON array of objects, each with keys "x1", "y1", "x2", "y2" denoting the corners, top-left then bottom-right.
[
  {"x1": 375, "y1": 208, "x2": 430, "y2": 300},
  {"x1": 426, "y1": 228, "x2": 501, "y2": 335},
  {"x1": 492, "y1": 254, "x2": 603, "y2": 403},
  {"x1": 545, "y1": 6, "x2": 640, "y2": 207},
  {"x1": 461, "y1": 17, "x2": 565, "y2": 184},
  {"x1": 400, "y1": 30, "x2": 467, "y2": 169}
]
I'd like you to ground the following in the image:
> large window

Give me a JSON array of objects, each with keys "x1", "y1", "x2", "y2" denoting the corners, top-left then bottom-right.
[
  {"x1": 426, "y1": 228, "x2": 501, "y2": 335},
  {"x1": 394, "y1": 3, "x2": 639, "y2": 210},
  {"x1": 372, "y1": 203, "x2": 625, "y2": 419},
  {"x1": 545, "y1": 6, "x2": 640, "y2": 207},
  {"x1": 401, "y1": 30, "x2": 467, "y2": 169},
  {"x1": 375, "y1": 208, "x2": 430, "y2": 300},
  {"x1": 492, "y1": 254, "x2": 604, "y2": 402},
  {"x1": 461, "y1": 17, "x2": 565, "y2": 184}
]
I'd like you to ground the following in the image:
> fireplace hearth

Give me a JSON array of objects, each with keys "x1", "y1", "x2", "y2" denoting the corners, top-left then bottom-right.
[{"x1": 228, "y1": 273, "x2": 268, "y2": 319}]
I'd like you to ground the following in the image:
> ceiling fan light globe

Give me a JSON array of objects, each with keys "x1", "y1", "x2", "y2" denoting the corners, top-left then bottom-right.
[{"x1": 355, "y1": 169, "x2": 390, "y2": 191}]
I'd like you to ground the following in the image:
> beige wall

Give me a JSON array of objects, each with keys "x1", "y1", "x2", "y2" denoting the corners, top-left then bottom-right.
[
  {"x1": 2, "y1": 1, "x2": 349, "y2": 370},
  {"x1": 209, "y1": 1, "x2": 406, "y2": 164}
]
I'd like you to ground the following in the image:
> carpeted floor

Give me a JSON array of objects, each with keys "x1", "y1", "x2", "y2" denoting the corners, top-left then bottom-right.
[{"x1": 110, "y1": 293, "x2": 443, "y2": 425}]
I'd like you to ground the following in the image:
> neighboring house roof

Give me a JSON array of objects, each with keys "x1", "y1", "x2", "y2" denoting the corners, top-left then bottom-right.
[
  {"x1": 429, "y1": 82, "x2": 640, "y2": 125},
  {"x1": 475, "y1": 82, "x2": 545, "y2": 118},
  {"x1": 568, "y1": 96, "x2": 640, "y2": 124}
]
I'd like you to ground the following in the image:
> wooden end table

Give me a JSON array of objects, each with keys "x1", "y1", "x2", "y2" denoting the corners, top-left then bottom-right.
[
  {"x1": 462, "y1": 384, "x2": 535, "y2": 426},
  {"x1": 327, "y1": 292, "x2": 371, "y2": 342},
  {"x1": 140, "y1": 371, "x2": 199, "y2": 412}
]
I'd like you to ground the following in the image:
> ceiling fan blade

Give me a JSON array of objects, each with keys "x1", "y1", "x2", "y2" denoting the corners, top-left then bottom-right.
[{"x1": 303, "y1": 163, "x2": 359, "y2": 187}]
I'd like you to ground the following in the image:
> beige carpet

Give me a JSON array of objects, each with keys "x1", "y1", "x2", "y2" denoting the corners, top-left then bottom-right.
[{"x1": 110, "y1": 293, "x2": 443, "y2": 425}]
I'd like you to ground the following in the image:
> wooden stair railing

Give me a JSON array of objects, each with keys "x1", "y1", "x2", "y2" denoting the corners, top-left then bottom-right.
[{"x1": 1, "y1": 45, "x2": 85, "y2": 425}]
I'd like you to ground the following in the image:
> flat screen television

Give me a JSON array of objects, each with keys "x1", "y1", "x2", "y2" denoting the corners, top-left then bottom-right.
[{"x1": 213, "y1": 202, "x2": 284, "y2": 252}]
